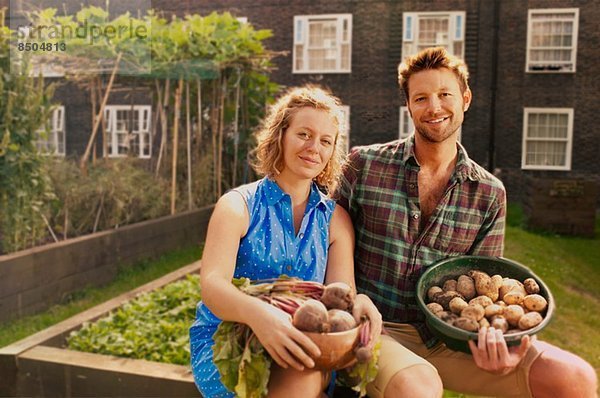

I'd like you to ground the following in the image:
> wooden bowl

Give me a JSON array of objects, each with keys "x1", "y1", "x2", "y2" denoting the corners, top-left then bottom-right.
[{"x1": 303, "y1": 326, "x2": 360, "y2": 371}]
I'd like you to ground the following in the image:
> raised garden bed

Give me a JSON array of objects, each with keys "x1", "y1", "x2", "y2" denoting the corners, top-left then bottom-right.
[{"x1": 0, "y1": 262, "x2": 203, "y2": 397}]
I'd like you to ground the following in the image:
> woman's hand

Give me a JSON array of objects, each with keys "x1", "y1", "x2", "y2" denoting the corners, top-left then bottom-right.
[
  {"x1": 352, "y1": 293, "x2": 383, "y2": 349},
  {"x1": 468, "y1": 326, "x2": 532, "y2": 374},
  {"x1": 248, "y1": 300, "x2": 321, "y2": 371}
]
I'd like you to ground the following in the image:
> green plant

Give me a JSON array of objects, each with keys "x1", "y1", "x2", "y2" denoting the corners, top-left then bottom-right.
[
  {"x1": 44, "y1": 157, "x2": 169, "y2": 238},
  {"x1": 67, "y1": 274, "x2": 201, "y2": 365},
  {"x1": 0, "y1": 15, "x2": 55, "y2": 253}
]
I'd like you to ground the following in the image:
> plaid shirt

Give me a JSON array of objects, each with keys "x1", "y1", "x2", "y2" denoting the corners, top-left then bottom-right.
[{"x1": 337, "y1": 135, "x2": 506, "y2": 347}]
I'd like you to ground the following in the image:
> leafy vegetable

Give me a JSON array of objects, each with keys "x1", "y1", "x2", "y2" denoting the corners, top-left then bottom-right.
[{"x1": 67, "y1": 274, "x2": 201, "y2": 365}]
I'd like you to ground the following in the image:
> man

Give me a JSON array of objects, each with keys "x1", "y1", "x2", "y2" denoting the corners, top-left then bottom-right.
[{"x1": 337, "y1": 47, "x2": 597, "y2": 397}]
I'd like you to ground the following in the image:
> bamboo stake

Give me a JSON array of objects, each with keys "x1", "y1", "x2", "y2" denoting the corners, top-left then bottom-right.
[
  {"x1": 90, "y1": 79, "x2": 97, "y2": 165},
  {"x1": 217, "y1": 73, "x2": 227, "y2": 198},
  {"x1": 79, "y1": 52, "x2": 122, "y2": 173},
  {"x1": 170, "y1": 78, "x2": 184, "y2": 215},
  {"x1": 196, "y1": 77, "x2": 202, "y2": 147},
  {"x1": 232, "y1": 69, "x2": 241, "y2": 187},
  {"x1": 155, "y1": 78, "x2": 170, "y2": 175},
  {"x1": 186, "y1": 80, "x2": 192, "y2": 210}
]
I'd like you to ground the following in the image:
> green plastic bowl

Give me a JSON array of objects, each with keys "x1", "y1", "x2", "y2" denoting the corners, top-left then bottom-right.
[{"x1": 416, "y1": 255, "x2": 554, "y2": 353}]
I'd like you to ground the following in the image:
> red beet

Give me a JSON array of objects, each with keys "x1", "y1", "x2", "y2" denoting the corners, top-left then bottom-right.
[
  {"x1": 327, "y1": 309, "x2": 357, "y2": 332},
  {"x1": 320, "y1": 282, "x2": 355, "y2": 311},
  {"x1": 292, "y1": 299, "x2": 330, "y2": 332}
]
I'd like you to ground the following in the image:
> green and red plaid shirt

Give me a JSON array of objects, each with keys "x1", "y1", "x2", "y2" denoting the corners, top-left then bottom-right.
[{"x1": 336, "y1": 135, "x2": 506, "y2": 347}]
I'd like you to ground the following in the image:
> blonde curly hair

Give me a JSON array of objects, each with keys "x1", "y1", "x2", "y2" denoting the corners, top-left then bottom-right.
[{"x1": 252, "y1": 85, "x2": 346, "y2": 194}]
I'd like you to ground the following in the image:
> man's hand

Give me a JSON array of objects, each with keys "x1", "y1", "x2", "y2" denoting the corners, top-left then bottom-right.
[{"x1": 468, "y1": 326, "x2": 531, "y2": 374}]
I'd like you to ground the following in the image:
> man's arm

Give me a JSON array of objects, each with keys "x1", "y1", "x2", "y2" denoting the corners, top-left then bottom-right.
[{"x1": 334, "y1": 147, "x2": 364, "y2": 212}]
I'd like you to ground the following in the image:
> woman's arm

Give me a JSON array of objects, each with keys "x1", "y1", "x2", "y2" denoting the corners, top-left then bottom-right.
[
  {"x1": 200, "y1": 191, "x2": 320, "y2": 370},
  {"x1": 325, "y1": 206, "x2": 382, "y2": 348}
]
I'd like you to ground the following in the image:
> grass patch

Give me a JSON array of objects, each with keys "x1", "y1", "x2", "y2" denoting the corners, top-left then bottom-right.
[
  {"x1": 444, "y1": 204, "x2": 599, "y2": 397},
  {"x1": 0, "y1": 245, "x2": 202, "y2": 348}
]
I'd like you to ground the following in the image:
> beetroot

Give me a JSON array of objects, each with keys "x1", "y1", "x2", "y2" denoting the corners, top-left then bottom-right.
[
  {"x1": 354, "y1": 346, "x2": 372, "y2": 363},
  {"x1": 320, "y1": 282, "x2": 355, "y2": 311},
  {"x1": 292, "y1": 299, "x2": 330, "y2": 333},
  {"x1": 327, "y1": 309, "x2": 357, "y2": 332}
]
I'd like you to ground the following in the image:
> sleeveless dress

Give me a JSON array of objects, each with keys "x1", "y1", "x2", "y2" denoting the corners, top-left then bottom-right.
[{"x1": 189, "y1": 177, "x2": 336, "y2": 397}]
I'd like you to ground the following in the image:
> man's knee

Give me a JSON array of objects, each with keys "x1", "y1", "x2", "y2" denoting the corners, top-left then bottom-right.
[
  {"x1": 384, "y1": 364, "x2": 443, "y2": 398},
  {"x1": 530, "y1": 342, "x2": 598, "y2": 397}
]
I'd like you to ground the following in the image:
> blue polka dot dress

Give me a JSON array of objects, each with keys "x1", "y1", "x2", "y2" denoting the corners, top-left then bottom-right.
[{"x1": 189, "y1": 177, "x2": 335, "y2": 397}]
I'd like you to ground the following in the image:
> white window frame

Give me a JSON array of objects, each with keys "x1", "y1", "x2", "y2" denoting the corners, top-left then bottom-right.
[
  {"x1": 526, "y1": 8, "x2": 579, "y2": 73},
  {"x1": 399, "y1": 106, "x2": 415, "y2": 140},
  {"x1": 402, "y1": 11, "x2": 465, "y2": 60},
  {"x1": 104, "y1": 105, "x2": 152, "y2": 159},
  {"x1": 521, "y1": 108, "x2": 573, "y2": 171},
  {"x1": 339, "y1": 105, "x2": 350, "y2": 153},
  {"x1": 35, "y1": 105, "x2": 65, "y2": 156},
  {"x1": 399, "y1": 106, "x2": 461, "y2": 142},
  {"x1": 293, "y1": 14, "x2": 352, "y2": 74}
]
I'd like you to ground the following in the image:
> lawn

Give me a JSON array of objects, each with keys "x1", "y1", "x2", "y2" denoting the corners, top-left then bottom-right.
[{"x1": 444, "y1": 204, "x2": 600, "y2": 398}]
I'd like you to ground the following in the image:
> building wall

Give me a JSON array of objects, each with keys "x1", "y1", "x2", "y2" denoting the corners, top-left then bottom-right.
[{"x1": 493, "y1": 0, "x2": 600, "y2": 202}]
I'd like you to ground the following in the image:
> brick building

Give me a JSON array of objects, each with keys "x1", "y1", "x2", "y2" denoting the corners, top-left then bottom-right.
[{"x1": 5, "y1": 0, "x2": 599, "y2": 204}]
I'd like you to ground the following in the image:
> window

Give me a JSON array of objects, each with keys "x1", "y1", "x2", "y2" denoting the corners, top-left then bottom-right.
[
  {"x1": 526, "y1": 9, "x2": 579, "y2": 73},
  {"x1": 402, "y1": 12, "x2": 465, "y2": 60},
  {"x1": 35, "y1": 106, "x2": 65, "y2": 156},
  {"x1": 338, "y1": 105, "x2": 350, "y2": 152},
  {"x1": 399, "y1": 106, "x2": 415, "y2": 140},
  {"x1": 293, "y1": 14, "x2": 352, "y2": 73},
  {"x1": 522, "y1": 108, "x2": 573, "y2": 170},
  {"x1": 399, "y1": 106, "x2": 461, "y2": 141},
  {"x1": 104, "y1": 105, "x2": 152, "y2": 158}
]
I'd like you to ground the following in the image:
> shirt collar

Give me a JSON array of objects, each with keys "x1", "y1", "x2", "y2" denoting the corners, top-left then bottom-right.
[
  {"x1": 401, "y1": 134, "x2": 482, "y2": 183},
  {"x1": 264, "y1": 177, "x2": 329, "y2": 209}
]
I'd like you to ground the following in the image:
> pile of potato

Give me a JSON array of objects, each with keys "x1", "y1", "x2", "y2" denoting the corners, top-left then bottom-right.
[{"x1": 425, "y1": 270, "x2": 548, "y2": 334}]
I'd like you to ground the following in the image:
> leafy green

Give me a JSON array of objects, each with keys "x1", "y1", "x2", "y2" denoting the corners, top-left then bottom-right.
[
  {"x1": 338, "y1": 338, "x2": 381, "y2": 397},
  {"x1": 213, "y1": 321, "x2": 271, "y2": 398},
  {"x1": 66, "y1": 274, "x2": 201, "y2": 365}
]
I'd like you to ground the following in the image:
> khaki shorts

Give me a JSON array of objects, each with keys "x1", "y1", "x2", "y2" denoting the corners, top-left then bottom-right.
[{"x1": 367, "y1": 322, "x2": 543, "y2": 398}]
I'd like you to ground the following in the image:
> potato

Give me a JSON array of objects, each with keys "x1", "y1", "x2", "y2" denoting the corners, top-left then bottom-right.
[
  {"x1": 484, "y1": 303, "x2": 504, "y2": 318},
  {"x1": 503, "y1": 290, "x2": 525, "y2": 305},
  {"x1": 518, "y1": 311, "x2": 543, "y2": 330},
  {"x1": 490, "y1": 316, "x2": 509, "y2": 333},
  {"x1": 523, "y1": 278, "x2": 540, "y2": 295},
  {"x1": 504, "y1": 304, "x2": 525, "y2": 327},
  {"x1": 494, "y1": 300, "x2": 507, "y2": 308},
  {"x1": 469, "y1": 270, "x2": 499, "y2": 301},
  {"x1": 427, "y1": 286, "x2": 443, "y2": 302},
  {"x1": 453, "y1": 317, "x2": 479, "y2": 332},
  {"x1": 456, "y1": 275, "x2": 476, "y2": 300},
  {"x1": 523, "y1": 294, "x2": 548, "y2": 312},
  {"x1": 427, "y1": 302, "x2": 444, "y2": 315},
  {"x1": 437, "y1": 311, "x2": 458, "y2": 324},
  {"x1": 499, "y1": 278, "x2": 525, "y2": 300},
  {"x1": 443, "y1": 279, "x2": 458, "y2": 292},
  {"x1": 479, "y1": 317, "x2": 490, "y2": 329},
  {"x1": 491, "y1": 274, "x2": 503, "y2": 289},
  {"x1": 469, "y1": 295, "x2": 494, "y2": 308},
  {"x1": 434, "y1": 291, "x2": 463, "y2": 310},
  {"x1": 461, "y1": 304, "x2": 485, "y2": 321},
  {"x1": 449, "y1": 297, "x2": 469, "y2": 315}
]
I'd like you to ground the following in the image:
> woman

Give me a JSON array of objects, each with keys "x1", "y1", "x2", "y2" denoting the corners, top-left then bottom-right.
[{"x1": 189, "y1": 85, "x2": 382, "y2": 398}]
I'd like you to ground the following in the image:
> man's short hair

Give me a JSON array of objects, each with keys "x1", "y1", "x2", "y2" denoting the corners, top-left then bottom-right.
[{"x1": 398, "y1": 47, "x2": 470, "y2": 99}]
